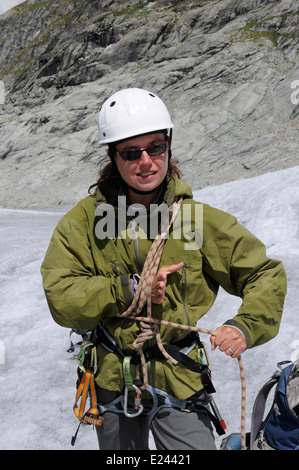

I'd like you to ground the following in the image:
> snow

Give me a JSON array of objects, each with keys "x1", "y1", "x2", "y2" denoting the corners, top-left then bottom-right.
[
  {"x1": 0, "y1": 166, "x2": 298, "y2": 450},
  {"x1": 0, "y1": 0, "x2": 24, "y2": 15}
]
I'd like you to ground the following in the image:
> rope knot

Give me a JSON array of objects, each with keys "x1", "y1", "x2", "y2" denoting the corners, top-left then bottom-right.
[{"x1": 132, "y1": 321, "x2": 155, "y2": 350}]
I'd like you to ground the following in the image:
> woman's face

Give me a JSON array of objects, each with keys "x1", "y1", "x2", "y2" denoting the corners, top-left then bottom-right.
[{"x1": 114, "y1": 132, "x2": 169, "y2": 198}]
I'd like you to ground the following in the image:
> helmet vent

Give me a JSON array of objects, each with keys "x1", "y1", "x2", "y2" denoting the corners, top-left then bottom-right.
[
  {"x1": 149, "y1": 93, "x2": 155, "y2": 98},
  {"x1": 110, "y1": 101, "x2": 116, "y2": 107}
]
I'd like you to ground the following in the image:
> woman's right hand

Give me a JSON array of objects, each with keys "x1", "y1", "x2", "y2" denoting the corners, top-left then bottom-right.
[{"x1": 151, "y1": 262, "x2": 184, "y2": 304}]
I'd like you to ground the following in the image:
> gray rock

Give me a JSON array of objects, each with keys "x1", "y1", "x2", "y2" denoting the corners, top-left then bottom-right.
[{"x1": 0, "y1": 0, "x2": 298, "y2": 209}]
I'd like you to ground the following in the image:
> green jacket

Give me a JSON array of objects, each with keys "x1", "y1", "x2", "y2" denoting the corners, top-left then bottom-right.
[{"x1": 41, "y1": 177, "x2": 287, "y2": 400}]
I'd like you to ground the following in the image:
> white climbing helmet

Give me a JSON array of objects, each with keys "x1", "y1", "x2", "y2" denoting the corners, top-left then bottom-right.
[{"x1": 98, "y1": 88, "x2": 174, "y2": 144}]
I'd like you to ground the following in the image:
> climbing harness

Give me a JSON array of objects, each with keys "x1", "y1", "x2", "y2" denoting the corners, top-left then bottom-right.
[
  {"x1": 120, "y1": 315, "x2": 246, "y2": 449},
  {"x1": 70, "y1": 196, "x2": 247, "y2": 449},
  {"x1": 94, "y1": 321, "x2": 226, "y2": 433}
]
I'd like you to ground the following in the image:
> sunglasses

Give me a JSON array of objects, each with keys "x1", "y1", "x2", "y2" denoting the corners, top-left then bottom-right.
[{"x1": 116, "y1": 142, "x2": 168, "y2": 162}]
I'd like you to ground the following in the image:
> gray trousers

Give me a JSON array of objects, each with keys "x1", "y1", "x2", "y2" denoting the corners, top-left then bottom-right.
[{"x1": 95, "y1": 406, "x2": 217, "y2": 450}]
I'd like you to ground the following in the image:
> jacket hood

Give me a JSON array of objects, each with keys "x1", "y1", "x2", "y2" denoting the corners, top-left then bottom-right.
[{"x1": 163, "y1": 177, "x2": 193, "y2": 205}]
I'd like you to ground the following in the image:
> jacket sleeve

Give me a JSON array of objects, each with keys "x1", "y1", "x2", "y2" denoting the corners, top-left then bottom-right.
[
  {"x1": 202, "y1": 206, "x2": 287, "y2": 348},
  {"x1": 40, "y1": 206, "x2": 134, "y2": 330}
]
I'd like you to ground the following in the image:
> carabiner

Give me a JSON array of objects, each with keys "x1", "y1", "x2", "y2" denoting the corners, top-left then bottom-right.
[{"x1": 123, "y1": 385, "x2": 144, "y2": 418}]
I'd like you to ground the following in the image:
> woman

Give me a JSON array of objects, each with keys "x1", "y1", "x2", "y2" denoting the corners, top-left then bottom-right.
[{"x1": 41, "y1": 88, "x2": 287, "y2": 450}]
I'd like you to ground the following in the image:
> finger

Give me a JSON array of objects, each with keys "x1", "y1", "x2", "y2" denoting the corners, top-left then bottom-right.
[
  {"x1": 225, "y1": 347, "x2": 236, "y2": 357},
  {"x1": 225, "y1": 346, "x2": 243, "y2": 359},
  {"x1": 151, "y1": 289, "x2": 165, "y2": 304},
  {"x1": 152, "y1": 278, "x2": 166, "y2": 292},
  {"x1": 156, "y1": 281, "x2": 165, "y2": 294},
  {"x1": 161, "y1": 262, "x2": 184, "y2": 276},
  {"x1": 151, "y1": 280, "x2": 166, "y2": 304},
  {"x1": 210, "y1": 335, "x2": 216, "y2": 350},
  {"x1": 155, "y1": 272, "x2": 167, "y2": 283},
  {"x1": 217, "y1": 339, "x2": 233, "y2": 352}
]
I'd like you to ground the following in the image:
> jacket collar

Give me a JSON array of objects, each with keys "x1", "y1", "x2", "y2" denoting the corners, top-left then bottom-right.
[{"x1": 94, "y1": 176, "x2": 193, "y2": 208}]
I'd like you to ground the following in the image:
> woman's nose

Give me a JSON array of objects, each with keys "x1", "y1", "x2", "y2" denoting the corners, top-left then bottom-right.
[{"x1": 139, "y1": 150, "x2": 151, "y2": 164}]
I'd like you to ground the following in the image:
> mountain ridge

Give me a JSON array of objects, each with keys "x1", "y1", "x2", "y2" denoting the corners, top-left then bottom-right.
[{"x1": 0, "y1": 0, "x2": 298, "y2": 209}]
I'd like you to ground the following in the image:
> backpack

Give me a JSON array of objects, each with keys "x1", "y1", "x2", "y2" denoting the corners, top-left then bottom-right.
[
  {"x1": 250, "y1": 360, "x2": 299, "y2": 450},
  {"x1": 221, "y1": 360, "x2": 299, "y2": 450}
]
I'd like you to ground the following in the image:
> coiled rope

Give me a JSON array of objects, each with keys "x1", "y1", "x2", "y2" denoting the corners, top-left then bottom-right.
[{"x1": 120, "y1": 197, "x2": 247, "y2": 450}]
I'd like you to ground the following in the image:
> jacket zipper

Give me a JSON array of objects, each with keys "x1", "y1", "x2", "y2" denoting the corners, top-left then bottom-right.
[
  {"x1": 111, "y1": 260, "x2": 120, "y2": 276},
  {"x1": 182, "y1": 264, "x2": 190, "y2": 327},
  {"x1": 131, "y1": 220, "x2": 144, "y2": 272}
]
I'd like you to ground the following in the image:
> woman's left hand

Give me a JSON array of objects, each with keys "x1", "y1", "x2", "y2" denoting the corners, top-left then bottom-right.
[{"x1": 210, "y1": 326, "x2": 247, "y2": 358}]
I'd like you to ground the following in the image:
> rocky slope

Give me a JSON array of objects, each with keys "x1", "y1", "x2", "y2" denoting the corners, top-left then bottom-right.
[{"x1": 0, "y1": 0, "x2": 298, "y2": 209}]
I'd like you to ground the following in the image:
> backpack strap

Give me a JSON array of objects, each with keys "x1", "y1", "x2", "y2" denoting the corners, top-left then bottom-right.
[{"x1": 250, "y1": 374, "x2": 279, "y2": 449}]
